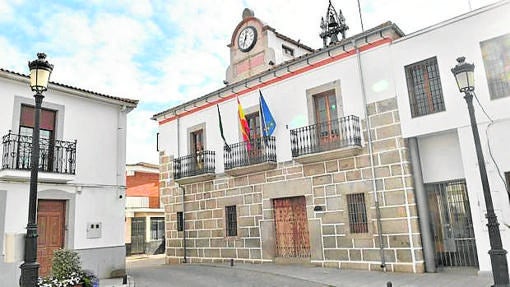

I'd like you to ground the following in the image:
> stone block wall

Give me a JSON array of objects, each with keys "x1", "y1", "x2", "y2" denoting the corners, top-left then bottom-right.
[{"x1": 160, "y1": 97, "x2": 424, "y2": 272}]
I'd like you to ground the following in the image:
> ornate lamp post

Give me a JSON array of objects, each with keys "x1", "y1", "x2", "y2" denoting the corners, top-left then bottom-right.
[
  {"x1": 20, "y1": 53, "x2": 54, "y2": 287},
  {"x1": 451, "y1": 56, "x2": 509, "y2": 287}
]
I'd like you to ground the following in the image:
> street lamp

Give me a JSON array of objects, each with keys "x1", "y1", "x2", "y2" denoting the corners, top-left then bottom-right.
[
  {"x1": 451, "y1": 56, "x2": 509, "y2": 287},
  {"x1": 20, "y1": 53, "x2": 54, "y2": 287}
]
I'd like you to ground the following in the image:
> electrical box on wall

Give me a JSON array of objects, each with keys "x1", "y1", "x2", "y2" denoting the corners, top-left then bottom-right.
[{"x1": 86, "y1": 222, "x2": 102, "y2": 239}]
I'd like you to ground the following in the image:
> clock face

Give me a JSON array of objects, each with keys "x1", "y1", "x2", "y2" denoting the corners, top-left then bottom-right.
[{"x1": 238, "y1": 26, "x2": 257, "y2": 52}]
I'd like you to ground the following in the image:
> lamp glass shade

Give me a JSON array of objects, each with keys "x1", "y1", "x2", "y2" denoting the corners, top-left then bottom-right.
[
  {"x1": 451, "y1": 57, "x2": 475, "y2": 93},
  {"x1": 28, "y1": 53, "x2": 53, "y2": 93},
  {"x1": 454, "y1": 69, "x2": 475, "y2": 92},
  {"x1": 29, "y1": 68, "x2": 51, "y2": 92}
]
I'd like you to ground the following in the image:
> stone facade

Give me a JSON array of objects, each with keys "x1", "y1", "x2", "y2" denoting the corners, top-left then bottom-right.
[{"x1": 160, "y1": 97, "x2": 424, "y2": 273}]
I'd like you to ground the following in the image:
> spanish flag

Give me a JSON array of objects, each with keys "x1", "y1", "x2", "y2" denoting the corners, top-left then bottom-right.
[{"x1": 237, "y1": 97, "x2": 251, "y2": 149}]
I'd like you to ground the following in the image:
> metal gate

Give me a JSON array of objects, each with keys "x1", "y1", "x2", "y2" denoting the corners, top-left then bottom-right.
[
  {"x1": 131, "y1": 217, "x2": 146, "y2": 254},
  {"x1": 427, "y1": 180, "x2": 478, "y2": 267},
  {"x1": 273, "y1": 196, "x2": 311, "y2": 258}
]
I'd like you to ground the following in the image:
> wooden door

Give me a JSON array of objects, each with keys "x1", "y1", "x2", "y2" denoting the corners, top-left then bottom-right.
[
  {"x1": 273, "y1": 196, "x2": 310, "y2": 258},
  {"x1": 314, "y1": 91, "x2": 340, "y2": 148},
  {"x1": 37, "y1": 200, "x2": 65, "y2": 276}
]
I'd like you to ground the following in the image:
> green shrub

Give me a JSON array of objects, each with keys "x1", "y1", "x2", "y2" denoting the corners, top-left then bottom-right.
[{"x1": 51, "y1": 249, "x2": 82, "y2": 280}]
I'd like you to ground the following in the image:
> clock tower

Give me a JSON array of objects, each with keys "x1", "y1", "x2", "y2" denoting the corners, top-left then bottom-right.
[{"x1": 225, "y1": 8, "x2": 314, "y2": 84}]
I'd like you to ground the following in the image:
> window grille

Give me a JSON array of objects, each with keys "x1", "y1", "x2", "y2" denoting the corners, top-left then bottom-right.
[
  {"x1": 480, "y1": 33, "x2": 510, "y2": 99},
  {"x1": 150, "y1": 217, "x2": 165, "y2": 240},
  {"x1": 346, "y1": 193, "x2": 368, "y2": 233},
  {"x1": 405, "y1": 57, "x2": 445, "y2": 117},
  {"x1": 177, "y1": 212, "x2": 183, "y2": 232},
  {"x1": 225, "y1": 205, "x2": 237, "y2": 237}
]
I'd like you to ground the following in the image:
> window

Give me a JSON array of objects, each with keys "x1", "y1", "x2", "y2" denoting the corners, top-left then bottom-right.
[
  {"x1": 190, "y1": 129, "x2": 204, "y2": 169},
  {"x1": 150, "y1": 217, "x2": 165, "y2": 240},
  {"x1": 19, "y1": 105, "x2": 56, "y2": 170},
  {"x1": 405, "y1": 57, "x2": 445, "y2": 117},
  {"x1": 346, "y1": 193, "x2": 368, "y2": 233},
  {"x1": 314, "y1": 90, "x2": 340, "y2": 144},
  {"x1": 225, "y1": 205, "x2": 237, "y2": 237},
  {"x1": 481, "y1": 34, "x2": 510, "y2": 99},
  {"x1": 282, "y1": 45, "x2": 294, "y2": 57},
  {"x1": 177, "y1": 212, "x2": 184, "y2": 232},
  {"x1": 245, "y1": 112, "x2": 261, "y2": 141}
]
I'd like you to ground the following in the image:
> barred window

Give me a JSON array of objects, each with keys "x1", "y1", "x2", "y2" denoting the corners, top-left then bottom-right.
[
  {"x1": 481, "y1": 33, "x2": 510, "y2": 100},
  {"x1": 225, "y1": 205, "x2": 237, "y2": 237},
  {"x1": 150, "y1": 217, "x2": 165, "y2": 240},
  {"x1": 405, "y1": 57, "x2": 445, "y2": 117},
  {"x1": 177, "y1": 212, "x2": 183, "y2": 232},
  {"x1": 347, "y1": 193, "x2": 368, "y2": 233}
]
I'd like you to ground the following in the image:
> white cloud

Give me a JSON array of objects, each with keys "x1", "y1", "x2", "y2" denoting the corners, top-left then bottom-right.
[{"x1": 0, "y1": 0, "x2": 501, "y2": 164}]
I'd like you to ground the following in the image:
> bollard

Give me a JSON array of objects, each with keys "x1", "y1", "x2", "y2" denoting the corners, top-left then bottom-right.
[
  {"x1": 386, "y1": 281, "x2": 392, "y2": 287},
  {"x1": 123, "y1": 274, "x2": 128, "y2": 284},
  {"x1": 230, "y1": 258, "x2": 234, "y2": 267}
]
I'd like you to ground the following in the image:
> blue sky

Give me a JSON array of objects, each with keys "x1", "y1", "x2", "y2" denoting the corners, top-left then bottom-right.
[{"x1": 0, "y1": 0, "x2": 497, "y2": 164}]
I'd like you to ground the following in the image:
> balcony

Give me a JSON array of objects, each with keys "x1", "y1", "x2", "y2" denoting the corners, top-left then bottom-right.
[
  {"x1": 224, "y1": 136, "x2": 277, "y2": 176},
  {"x1": 0, "y1": 131, "x2": 77, "y2": 183},
  {"x1": 173, "y1": 150, "x2": 215, "y2": 184},
  {"x1": 290, "y1": 115, "x2": 362, "y2": 164}
]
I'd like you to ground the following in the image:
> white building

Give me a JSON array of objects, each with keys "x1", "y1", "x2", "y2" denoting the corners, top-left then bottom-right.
[
  {"x1": 153, "y1": 0, "x2": 510, "y2": 279},
  {"x1": 0, "y1": 65, "x2": 137, "y2": 285},
  {"x1": 392, "y1": 1, "x2": 510, "y2": 275}
]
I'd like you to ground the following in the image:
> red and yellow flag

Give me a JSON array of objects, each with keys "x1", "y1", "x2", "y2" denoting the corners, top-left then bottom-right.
[{"x1": 237, "y1": 97, "x2": 251, "y2": 149}]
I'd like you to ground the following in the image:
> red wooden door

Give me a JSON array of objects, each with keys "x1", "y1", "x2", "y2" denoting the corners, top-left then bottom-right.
[
  {"x1": 273, "y1": 196, "x2": 310, "y2": 258},
  {"x1": 37, "y1": 200, "x2": 65, "y2": 276}
]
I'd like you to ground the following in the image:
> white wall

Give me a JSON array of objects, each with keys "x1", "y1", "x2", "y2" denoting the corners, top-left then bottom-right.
[
  {"x1": 390, "y1": 2, "x2": 510, "y2": 273},
  {"x1": 158, "y1": 42, "x2": 396, "y2": 174},
  {"x1": 0, "y1": 72, "x2": 131, "y2": 281},
  {"x1": 418, "y1": 131, "x2": 465, "y2": 183}
]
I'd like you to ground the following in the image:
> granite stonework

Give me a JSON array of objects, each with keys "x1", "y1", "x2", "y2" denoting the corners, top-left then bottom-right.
[{"x1": 160, "y1": 97, "x2": 424, "y2": 273}]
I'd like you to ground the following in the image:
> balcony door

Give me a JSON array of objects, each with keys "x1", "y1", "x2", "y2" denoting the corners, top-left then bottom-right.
[
  {"x1": 18, "y1": 105, "x2": 56, "y2": 171},
  {"x1": 190, "y1": 129, "x2": 204, "y2": 170},
  {"x1": 314, "y1": 91, "x2": 339, "y2": 147},
  {"x1": 246, "y1": 112, "x2": 263, "y2": 159}
]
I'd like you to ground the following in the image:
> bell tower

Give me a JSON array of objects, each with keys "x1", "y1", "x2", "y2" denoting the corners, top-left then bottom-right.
[{"x1": 320, "y1": 0, "x2": 349, "y2": 47}]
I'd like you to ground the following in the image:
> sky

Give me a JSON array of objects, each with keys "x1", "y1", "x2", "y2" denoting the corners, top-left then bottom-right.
[{"x1": 0, "y1": 0, "x2": 499, "y2": 164}]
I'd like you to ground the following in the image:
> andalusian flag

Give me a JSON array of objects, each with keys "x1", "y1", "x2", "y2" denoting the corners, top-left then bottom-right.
[
  {"x1": 259, "y1": 90, "x2": 276, "y2": 137},
  {"x1": 237, "y1": 97, "x2": 251, "y2": 149},
  {"x1": 217, "y1": 104, "x2": 231, "y2": 152}
]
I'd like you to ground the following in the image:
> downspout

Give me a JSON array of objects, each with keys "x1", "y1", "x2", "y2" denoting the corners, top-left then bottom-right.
[
  {"x1": 354, "y1": 39, "x2": 386, "y2": 271},
  {"x1": 181, "y1": 185, "x2": 187, "y2": 263},
  {"x1": 408, "y1": 137, "x2": 436, "y2": 272},
  {"x1": 176, "y1": 116, "x2": 187, "y2": 263}
]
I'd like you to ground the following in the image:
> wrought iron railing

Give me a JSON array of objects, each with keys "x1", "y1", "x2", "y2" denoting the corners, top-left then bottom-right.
[
  {"x1": 173, "y1": 150, "x2": 215, "y2": 179},
  {"x1": 1, "y1": 131, "x2": 77, "y2": 174},
  {"x1": 224, "y1": 136, "x2": 276, "y2": 170},
  {"x1": 290, "y1": 115, "x2": 361, "y2": 157}
]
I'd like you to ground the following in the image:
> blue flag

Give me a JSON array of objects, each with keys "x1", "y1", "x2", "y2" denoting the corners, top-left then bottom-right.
[{"x1": 259, "y1": 90, "x2": 276, "y2": 137}]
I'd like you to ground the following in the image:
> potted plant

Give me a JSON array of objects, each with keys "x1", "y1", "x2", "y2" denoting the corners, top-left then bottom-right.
[{"x1": 38, "y1": 249, "x2": 98, "y2": 287}]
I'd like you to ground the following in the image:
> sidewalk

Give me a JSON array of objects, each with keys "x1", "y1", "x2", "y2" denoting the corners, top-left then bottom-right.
[
  {"x1": 204, "y1": 263, "x2": 494, "y2": 287},
  {"x1": 98, "y1": 277, "x2": 125, "y2": 287}
]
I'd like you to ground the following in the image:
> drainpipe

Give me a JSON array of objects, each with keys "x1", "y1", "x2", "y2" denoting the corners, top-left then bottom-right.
[
  {"x1": 354, "y1": 39, "x2": 386, "y2": 271},
  {"x1": 176, "y1": 116, "x2": 187, "y2": 263},
  {"x1": 181, "y1": 185, "x2": 187, "y2": 263},
  {"x1": 408, "y1": 137, "x2": 436, "y2": 272}
]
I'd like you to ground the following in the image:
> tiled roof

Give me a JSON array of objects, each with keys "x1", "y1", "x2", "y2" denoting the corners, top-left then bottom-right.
[{"x1": 0, "y1": 68, "x2": 139, "y2": 106}]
